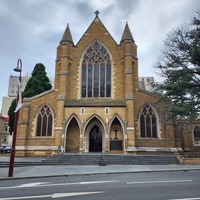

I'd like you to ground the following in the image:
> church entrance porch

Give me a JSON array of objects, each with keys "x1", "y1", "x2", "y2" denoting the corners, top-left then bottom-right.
[
  {"x1": 89, "y1": 125, "x2": 102, "y2": 152},
  {"x1": 83, "y1": 116, "x2": 106, "y2": 153},
  {"x1": 64, "y1": 115, "x2": 126, "y2": 154}
]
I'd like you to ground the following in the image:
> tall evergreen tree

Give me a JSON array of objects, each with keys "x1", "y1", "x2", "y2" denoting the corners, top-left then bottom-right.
[
  {"x1": 22, "y1": 63, "x2": 52, "y2": 98},
  {"x1": 8, "y1": 99, "x2": 16, "y2": 134},
  {"x1": 153, "y1": 11, "x2": 200, "y2": 121},
  {"x1": 8, "y1": 63, "x2": 52, "y2": 133}
]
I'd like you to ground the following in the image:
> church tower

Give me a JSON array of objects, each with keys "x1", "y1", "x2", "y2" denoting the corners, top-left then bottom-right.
[
  {"x1": 54, "y1": 11, "x2": 140, "y2": 153},
  {"x1": 120, "y1": 22, "x2": 138, "y2": 152}
]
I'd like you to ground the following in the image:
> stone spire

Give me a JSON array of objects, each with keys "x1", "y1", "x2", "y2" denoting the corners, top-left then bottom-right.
[
  {"x1": 120, "y1": 22, "x2": 134, "y2": 42},
  {"x1": 60, "y1": 23, "x2": 74, "y2": 44}
]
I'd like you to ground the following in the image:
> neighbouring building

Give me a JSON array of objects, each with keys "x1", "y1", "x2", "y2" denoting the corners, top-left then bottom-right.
[
  {"x1": 0, "y1": 114, "x2": 10, "y2": 147},
  {"x1": 15, "y1": 11, "x2": 200, "y2": 157},
  {"x1": 1, "y1": 74, "x2": 30, "y2": 117},
  {"x1": 1, "y1": 73, "x2": 54, "y2": 117}
]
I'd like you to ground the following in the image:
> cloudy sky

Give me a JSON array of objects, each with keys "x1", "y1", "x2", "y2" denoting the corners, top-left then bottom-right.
[{"x1": 0, "y1": 0, "x2": 199, "y2": 112}]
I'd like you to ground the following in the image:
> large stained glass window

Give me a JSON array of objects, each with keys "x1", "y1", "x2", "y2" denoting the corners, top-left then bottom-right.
[
  {"x1": 81, "y1": 41, "x2": 111, "y2": 98},
  {"x1": 36, "y1": 105, "x2": 53, "y2": 137},
  {"x1": 140, "y1": 105, "x2": 157, "y2": 138}
]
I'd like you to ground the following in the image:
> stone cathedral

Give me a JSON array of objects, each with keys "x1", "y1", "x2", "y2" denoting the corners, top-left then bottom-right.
[{"x1": 16, "y1": 11, "x2": 200, "y2": 157}]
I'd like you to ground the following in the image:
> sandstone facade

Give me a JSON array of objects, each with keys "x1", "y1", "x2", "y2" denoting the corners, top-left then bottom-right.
[{"x1": 15, "y1": 12, "x2": 200, "y2": 157}]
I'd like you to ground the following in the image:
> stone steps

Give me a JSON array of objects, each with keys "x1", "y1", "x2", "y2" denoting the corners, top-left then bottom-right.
[
  {"x1": 41, "y1": 153, "x2": 180, "y2": 165},
  {"x1": 0, "y1": 154, "x2": 180, "y2": 167},
  {"x1": 0, "y1": 161, "x2": 47, "y2": 168}
]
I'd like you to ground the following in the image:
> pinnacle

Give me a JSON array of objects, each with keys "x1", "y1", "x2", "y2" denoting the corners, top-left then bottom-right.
[
  {"x1": 121, "y1": 22, "x2": 134, "y2": 42},
  {"x1": 60, "y1": 23, "x2": 73, "y2": 44}
]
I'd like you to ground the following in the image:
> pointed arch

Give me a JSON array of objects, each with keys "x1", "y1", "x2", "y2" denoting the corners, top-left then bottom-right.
[
  {"x1": 80, "y1": 39, "x2": 113, "y2": 67},
  {"x1": 80, "y1": 39, "x2": 112, "y2": 98},
  {"x1": 35, "y1": 104, "x2": 54, "y2": 137},
  {"x1": 34, "y1": 103, "x2": 55, "y2": 118},
  {"x1": 83, "y1": 114, "x2": 106, "y2": 153},
  {"x1": 83, "y1": 114, "x2": 106, "y2": 133},
  {"x1": 139, "y1": 103, "x2": 158, "y2": 138},
  {"x1": 65, "y1": 114, "x2": 81, "y2": 132},
  {"x1": 109, "y1": 115, "x2": 125, "y2": 152},
  {"x1": 65, "y1": 115, "x2": 81, "y2": 152},
  {"x1": 109, "y1": 114, "x2": 125, "y2": 134}
]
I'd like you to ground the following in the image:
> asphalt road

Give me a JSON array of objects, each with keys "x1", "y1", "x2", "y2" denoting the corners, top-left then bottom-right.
[{"x1": 0, "y1": 171, "x2": 199, "y2": 200}]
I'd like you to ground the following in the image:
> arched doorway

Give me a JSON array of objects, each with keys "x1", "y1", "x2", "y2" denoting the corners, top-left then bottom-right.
[
  {"x1": 109, "y1": 117, "x2": 124, "y2": 153},
  {"x1": 65, "y1": 117, "x2": 80, "y2": 153},
  {"x1": 89, "y1": 125, "x2": 102, "y2": 152}
]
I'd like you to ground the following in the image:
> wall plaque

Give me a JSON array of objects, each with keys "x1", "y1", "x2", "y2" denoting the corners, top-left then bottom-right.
[{"x1": 110, "y1": 140, "x2": 122, "y2": 150}]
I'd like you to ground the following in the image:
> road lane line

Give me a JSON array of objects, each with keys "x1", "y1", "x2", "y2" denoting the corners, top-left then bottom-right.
[
  {"x1": 0, "y1": 194, "x2": 51, "y2": 200},
  {"x1": 17, "y1": 182, "x2": 51, "y2": 187},
  {"x1": 0, "y1": 180, "x2": 118, "y2": 190},
  {"x1": 52, "y1": 191, "x2": 106, "y2": 198},
  {"x1": 0, "y1": 191, "x2": 106, "y2": 200},
  {"x1": 127, "y1": 180, "x2": 192, "y2": 184},
  {"x1": 80, "y1": 180, "x2": 119, "y2": 184}
]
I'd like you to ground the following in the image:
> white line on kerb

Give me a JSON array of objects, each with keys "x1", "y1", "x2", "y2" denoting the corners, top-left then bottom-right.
[
  {"x1": 127, "y1": 180, "x2": 192, "y2": 184},
  {"x1": 168, "y1": 198, "x2": 200, "y2": 200}
]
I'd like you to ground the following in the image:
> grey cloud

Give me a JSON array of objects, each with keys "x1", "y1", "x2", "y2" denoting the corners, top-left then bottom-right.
[
  {"x1": 74, "y1": 1, "x2": 93, "y2": 19},
  {"x1": 0, "y1": 0, "x2": 199, "y2": 111},
  {"x1": 115, "y1": 0, "x2": 140, "y2": 18}
]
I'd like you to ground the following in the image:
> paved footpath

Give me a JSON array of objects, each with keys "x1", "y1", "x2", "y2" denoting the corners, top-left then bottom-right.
[{"x1": 1, "y1": 156, "x2": 200, "y2": 180}]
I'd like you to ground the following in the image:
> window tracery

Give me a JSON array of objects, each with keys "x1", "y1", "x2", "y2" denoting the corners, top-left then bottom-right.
[
  {"x1": 140, "y1": 105, "x2": 157, "y2": 138},
  {"x1": 81, "y1": 42, "x2": 111, "y2": 98},
  {"x1": 36, "y1": 105, "x2": 53, "y2": 137}
]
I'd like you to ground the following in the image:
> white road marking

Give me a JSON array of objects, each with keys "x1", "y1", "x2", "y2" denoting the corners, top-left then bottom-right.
[
  {"x1": 52, "y1": 191, "x2": 106, "y2": 198},
  {"x1": 17, "y1": 182, "x2": 51, "y2": 188},
  {"x1": 0, "y1": 191, "x2": 106, "y2": 200},
  {"x1": 168, "y1": 198, "x2": 200, "y2": 200},
  {"x1": 80, "y1": 180, "x2": 119, "y2": 184},
  {"x1": 0, "y1": 194, "x2": 51, "y2": 200},
  {"x1": 0, "y1": 180, "x2": 118, "y2": 190},
  {"x1": 127, "y1": 180, "x2": 192, "y2": 184}
]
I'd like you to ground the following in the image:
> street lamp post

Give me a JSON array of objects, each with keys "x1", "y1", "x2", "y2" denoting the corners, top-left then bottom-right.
[{"x1": 8, "y1": 59, "x2": 22, "y2": 177}]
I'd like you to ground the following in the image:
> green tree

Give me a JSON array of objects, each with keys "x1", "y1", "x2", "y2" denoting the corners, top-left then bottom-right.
[
  {"x1": 153, "y1": 11, "x2": 200, "y2": 121},
  {"x1": 22, "y1": 63, "x2": 52, "y2": 98},
  {"x1": 8, "y1": 99, "x2": 16, "y2": 134},
  {"x1": 8, "y1": 63, "x2": 52, "y2": 133}
]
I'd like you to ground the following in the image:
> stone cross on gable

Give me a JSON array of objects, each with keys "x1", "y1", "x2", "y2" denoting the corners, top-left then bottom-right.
[{"x1": 95, "y1": 10, "x2": 99, "y2": 17}]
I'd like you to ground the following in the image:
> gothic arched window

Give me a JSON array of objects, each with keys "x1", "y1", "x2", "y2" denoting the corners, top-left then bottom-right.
[
  {"x1": 81, "y1": 41, "x2": 111, "y2": 98},
  {"x1": 140, "y1": 105, "x2": 157, "y2": 138},
  {"x1": 193, "y1": 126, "x2": 200, "y2": 144},
  {"x1": 36, "y1": 105, "x2": 53, "y2": 137}
]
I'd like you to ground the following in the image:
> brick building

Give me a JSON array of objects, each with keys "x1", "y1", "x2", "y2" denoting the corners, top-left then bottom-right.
[{"x1": 16, "y1": 11, "x2": 200, "y2": 157}]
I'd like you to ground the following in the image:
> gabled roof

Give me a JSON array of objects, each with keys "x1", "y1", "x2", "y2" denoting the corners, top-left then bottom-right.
[
  {"x1": 121, "y1": 22, "x2": 134, "y2": 42},
  {"x1": 76, "y1": 10, "x2": 118, "y2": 46},
  {"x1": 23, "y1": 89, "x2": 55, "y2": 102},
  {"x1": 60, "y1": 23, "x2": 74, "y2": 44}
]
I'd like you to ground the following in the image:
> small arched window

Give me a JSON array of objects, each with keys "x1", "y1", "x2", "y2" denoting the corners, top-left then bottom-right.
[
  {"x1": 81, "y1": 41, "x2": 111, "y2": 98},
  {"x1": 36, "y1": 105, "x2": 53, "y2": 137},
  {"x1": 193, "y1": 126, "x2": 200, "y2": 144},
  {"x1": 140, "y1": 105, "x2": 157, "y2": 138}
]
